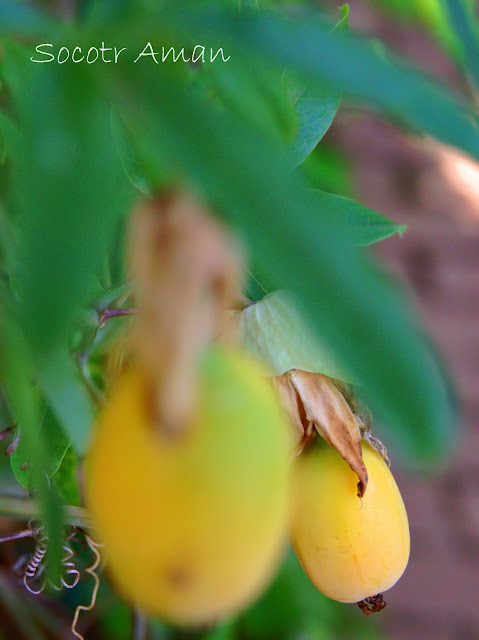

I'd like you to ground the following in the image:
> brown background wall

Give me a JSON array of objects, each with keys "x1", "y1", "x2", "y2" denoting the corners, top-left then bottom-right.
[{"x1": 328, "y1": 3, "x2": 479, "y2": 637}]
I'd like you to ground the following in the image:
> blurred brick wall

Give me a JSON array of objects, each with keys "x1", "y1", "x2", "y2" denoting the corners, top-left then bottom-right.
[{"x1": 326, "y1": 4, "x2": 479, "y2": 637}]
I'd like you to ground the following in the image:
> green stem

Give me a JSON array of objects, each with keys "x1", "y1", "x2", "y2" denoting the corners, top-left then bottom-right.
[
  {"x1": 75, "y1": 351, "x2": 104, "y2": 406},
  {"x1": 0, "y1": 496, "x2": 93, "y2": 531},
  {"x1": 98, "y1": 308, "x2": 140, "y2": 327}
]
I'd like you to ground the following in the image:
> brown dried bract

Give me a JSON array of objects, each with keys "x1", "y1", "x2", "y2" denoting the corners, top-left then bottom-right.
[
  {"x1": 130, "y1": 192, "x2": 243, "y2": 435},
  {"x1": 274, "y1": 370, "x2": 368, "y2": 497},
  {"x1": 357, "y1": 593, "x2": 386, "y2": 615}
]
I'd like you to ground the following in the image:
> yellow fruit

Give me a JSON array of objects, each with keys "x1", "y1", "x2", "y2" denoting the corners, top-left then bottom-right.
[
  {"x1": 85, "y1": 345, "x2": 291, "y2": 626},
  {"x1": 290, "y1": 441, "x2": 409, "y2": 603}
]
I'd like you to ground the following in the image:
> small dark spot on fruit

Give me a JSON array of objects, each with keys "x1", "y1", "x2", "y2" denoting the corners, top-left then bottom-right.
[{"x1": 164, "y1": 566, "x2": 192, "y2": 589}]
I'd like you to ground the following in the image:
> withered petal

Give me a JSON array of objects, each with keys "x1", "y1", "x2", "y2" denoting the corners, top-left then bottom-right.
[
  {"x1": 290, "y1": 370, "x2": 368, "y2": 496},
  {"x1": 130, "y1": 193, "x2": 244, "y2": 435}
]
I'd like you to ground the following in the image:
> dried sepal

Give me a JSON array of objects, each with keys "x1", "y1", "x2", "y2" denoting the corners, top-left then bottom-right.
[
  {"x1": 276, "y1": 370, "x2": 368, "y2": 496},
  {"x1": 272, "y1": 374, "x2": 308, "y2": 452},
  {"x1": 129, "y1": 192, "x2": 244, "y2": 435}
]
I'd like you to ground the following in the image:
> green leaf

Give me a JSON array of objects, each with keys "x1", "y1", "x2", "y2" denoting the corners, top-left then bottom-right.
[
  {"x1": 168, "y1": 5, "x2": 479, "y2": 161},
  {"x1": 303, "y1": 142, "x2": 352, "y2": 196},
  {"x1": 239, "y1": 548, "x2": 332, "y2": 639},
  {"x1": 287, "y1": 80, "x2": 341, "y2": 167},
  {"x1": 0, "y1": 310, "x2": 64, "y2": 583},
  {"x1": 11, "y1": 406, "x2": 70, "y2": 490},
  {"x1": 287, "y1": 7, "x2": 348, "y2": 167},
  {"x1": 52, "y1": 445, "x2": 81, "y2": 506},
  {"x1": 367, "y1": 0, "x2": 476, "y2": 59},
  {"x1": 442, "y1": 0, "x2": 479, "y2": 89},
  {"x1": 119, "y1": 66, "x2": 454, "y2": 460},
  {"x1": 311, "y1": 189, "x2": 407, "y2": 246},
  {"x1": 0, "y1": 0, "x2": 57, "y2": 38},
  {"x1": 335, "y1": 4, "x2": 350, "y2": 31},
  {"x1": 203, "y1": 621, "x2": 236, "y2": 640},
  {"x1": 0, "y1": 128, "x2": 6, "y2": 165},
  {"x1": 243, "y1": 0, "x2": 260, "y2": 9},
  {"x1": 241, "y1": 547, "x2": 386, "y2": 640},
  {"x1": 37, "y1": 353, "x2": 94, "y2": 455},
  {"x1": 245, "y1": 270, "x2": 275, "y2": 302},
  {"x1": 0, "y1": 109, "x2": 19, "y2": 164},
  {"x1": 97, "y1": 601, "x2": 132, "y2": 640},
  {"x1": 93, "y1": 280, "x2": 133, "y2": 311},
  {"x1": 206, "y1": 57, "x2": 296, "y2": 145},
  {"x1": 236, "y1": 290, "x2": 352, "y2": 380},
  {"x1": 245, "y1": 192, "x2": 405, "y2": 300},
  {"x1": 10, "y1": 56, "x2": 125, "y2": 351},
  {"x1": 110, "y1": 107, "x2": 153, "y2": 197},
  {"x1": 4, "y1": 45, "x2": 128, "y2": 452}
]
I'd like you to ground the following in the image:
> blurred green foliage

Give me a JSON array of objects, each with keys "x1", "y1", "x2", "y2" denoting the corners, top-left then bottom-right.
[
  {"x1": 0, "y1": 0, "x2": 477, "y2": 637},
  {"x1": 368, "y1": 0, "x2": 477, "y2": 60}
]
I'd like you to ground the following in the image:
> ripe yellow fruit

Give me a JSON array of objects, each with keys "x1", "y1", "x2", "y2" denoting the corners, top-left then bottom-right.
[
  {"x1": 290, "y1": 441, "x2": 409, "y2": 603},
  {"x1": 85, "y1": 345, "x2": 291, "y2": 626}
]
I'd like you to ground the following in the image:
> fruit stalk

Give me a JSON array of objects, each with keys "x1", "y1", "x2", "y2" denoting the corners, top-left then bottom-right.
[{"x1": 0, "y1": 495, "x2": 92, "y2": 530}]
